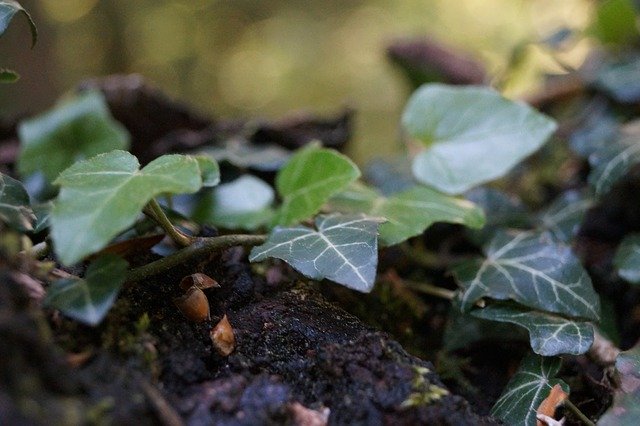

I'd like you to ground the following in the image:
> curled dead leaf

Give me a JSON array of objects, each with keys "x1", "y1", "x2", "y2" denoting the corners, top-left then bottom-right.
[
  {"x1": 174, "y1": 285, "x2": 210, "y2": 322},
  {"x1": 179, "y1": 273, "x2": 219, "y2": 291},
  {"x1": 210, "y1": 314, "x2": 235, "y2": 356},
  {"x1": 536, "y1": 384, "x2": 569, "y2": 426}
]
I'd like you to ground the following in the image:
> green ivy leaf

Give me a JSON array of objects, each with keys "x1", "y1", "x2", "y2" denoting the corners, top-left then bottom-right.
[
  {"x1": 0, "y1": 68, "x2": 19, "y2": 83},
  {"x1": 0, "y1": 1, "x2": 37, "y2": 46},
  {"x1": 471, "y1": 303, "x2": 594, "y2": 356},
  {"x1": 44, "y1": 255, "x2": 128, "y2": 326},
  {"x1": 402, "y1": 84, "x2": 557, "y2": 194},
  {"x1": 614, "y1": 234, "x2": 640, "y2": 284},
  {"x1": 537, "y1": 190, "x2": 593, "y2": 242},
  {"x1": 330, "y1": 182, "x2": 484, "y2": 246},
  {"x1": 31, "y1": 201, "x2": 52, "y2": 233},
  {"x1": 274, "y1": 145, "x2": 360, "y2": 225},
  {"x1": 591, "y1": 0, "x2": 639, "y2": 46},
  {"x1": 51, "y1": 150, "x2": 203, "y2": 265},
  {"x1": 250, "y1": 214, "x2": 380, "y2": 292},
  {"x1": 598, "y1": 345, "x2": 640, "y2": 425},
  {"x1": 0, "y1": 172, "x2": 35, "y2": 231},
  {"x1": 18, "y1": 90, "x2": 130, "y2": 182},
  {"x1": 491, "y1": 353, "x2": 568, "y2": 426},
  {"x1": 454, "y1": 230, "x2": 600, "y2": 321},
  {"x1": 194, "y1": 155, "x2": 220, "y2": 187},
  {"x1": 193, "y1": 175, "x2": 275, "y2": 230},
  {"x1": 589, "y1": 133, "x2": 640, "y2": 196}
]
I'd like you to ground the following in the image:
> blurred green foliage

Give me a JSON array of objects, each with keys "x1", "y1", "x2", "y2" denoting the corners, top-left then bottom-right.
[{"x1": 1, "y1": 0, "x2": 595, "y2": 162}]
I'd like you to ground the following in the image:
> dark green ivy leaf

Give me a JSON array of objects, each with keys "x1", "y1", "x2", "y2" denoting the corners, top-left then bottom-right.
[
  {"x1": 250, "y1": 214, "x2": 380, "y2": 292},
  {"x1": 44, "y1": 255, "x2": 128, "y2": 326},
  {"x1": 0, "y1": 1, "x2": 37, "y2": 46},
  {"x1": 0, "y1": 68, "x2": 19, "y2": 83},
  {"x1": 588, "y1": 130, "x2": 640, "y2": 197},
  {"x1": 537, "y1": 190, "x2": 593, "y2": 242},
  {"x1": 491, "y1": 353, "x2": 568, "y2": 426},
  {"x1": 614, "y1": 234, "x2": 640, "y2": 284},
  {"x1": 0, "y1": 172, "x2": 35, "y2": 231}
]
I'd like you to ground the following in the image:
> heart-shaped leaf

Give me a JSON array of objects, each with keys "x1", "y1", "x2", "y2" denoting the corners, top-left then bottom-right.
[
  {"x1": 614, "y1": 234, "x2": 640, "y2": 284},
  {"x1": 454, "y1": 230, "x2": 600, "y2": 321},
  {"x1": 491, "y1": 353, "x2": 569, "y2": 426},
  {"x1": 274, "y1": 145, "x2": 360, "y2": 226},
  {"x1": 194, "y1": 175, "x2": 275, "y2": 230},
  {"x1": 330, "y1": 182, "x2": 484, "y2": 246},
  {"x1": 537, "y1": 190, "x2": 593, "y2": 242},
  {"x1": 0, "y1": 172, "x2": 35, "y2": 231},
  {"x1": 471, "y1": 303, "x2": 594, "y2": 356},
  {"x1": 0, "y1": 68, "x2": 19, "y2": 83},
  {"x1": 0, "y1": 1, "x2": 37, "y2": 46},
  {"x1": 18, "y1": 90, "x2": 130, "y2": 182},
  {"x1": 250, "y1": 214, "x2": 380, "y2": 292},
  {"x1": 51, "y1": 150, "x2": 204, "y2": 265},
  {"x1": 43, "y1": 255, "x2": 128, "y2": 326},
  {"x1": 402, "y1": 84, "x2": 557, "y2": 194},
  {"x1": 589, "y1": 131, "x2": 640, "y2": 196}
]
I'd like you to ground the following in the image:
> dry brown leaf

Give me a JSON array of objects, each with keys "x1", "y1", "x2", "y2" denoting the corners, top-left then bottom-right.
[
  {"x1": 536, "y1": 384, "x2": 568, "y2": 426},
  {"x1": 90, "y1": 233, "x2": 164, "y2": 260},
  {"x1": 179, "y1": 273, "x2": 219, "y2": 291},
  {"x1": 173, "y1": 285, "x2": 210, "y2": 322},
  {"x1": 210, "y1": 314, "x2": 235, "y2": 356},
  {"x1": 288, "y1": 402, "x2": 330, "y2": 426}
]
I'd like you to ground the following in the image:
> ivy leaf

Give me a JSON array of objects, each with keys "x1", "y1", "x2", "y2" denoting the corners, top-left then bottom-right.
[
  {"x1": 596, "y1": 57, "x2": 640, "y2": 104},
  {"x1": 250, "y1": 214, "x2": 380, "y2": 292},
  {"x1": 330, "y1": 182, "x2": 484, "y2": 246},
  {"x1": 51, "y1": 150, "x2": 203, "y2": 265},
  {"x1": 0, "y1": 172, "x2": 35, "y2": 231},
  {"x1": 598, "y1": 345, "x2": 640, "y2": 425},
  {"x1": 402, "y1": 84, "x2": 557, "y2": 194},
  {"x1": 537, "y1": 190, "x2": 593, "y2": 242},
  {"x1": 202, "y1": 139, "x2": 291, "y2": 172},
  {"x1": 0, "y1": 1, "x2": 37, "y2": 46},
  {"x1": 454, "y1": 230, "x2": 600, "y2": 321},
  {"x1": 471, "y1": 303, "x2": 594, "y2": 356},
  {"x1": 491, "y1": 353, "x2": 569, "y2": 426},
  {"x1": 0, "y1": 68, "x2": 19, "y2": 83},
  {"x1": 193, "y1": 175, "x2": 275, "y2": 230},
  {"x1": 614, "y1": 234, "x2": 640, "y2": 284},
  {"x1": 43, "y1": 255, "x2": 128, "y2": 326},
  {"x1": 274, "y1": 145, "x2": 360, "y2": 226},
  {"x1": 591, "y1": 0, "x2": 639, "y2": 46},
  {"x1": 18, "y1": 90, "x2": 130, "y2": 182},
  {"x1": 194, "y1": 155, "x2": 220, "y2": 187},
  {"x1": 588, "y1": 132, "x2": 640, "y2": 196},
  {"x1": 32, "y1": 201, "x2": 52, "y2": 233}
]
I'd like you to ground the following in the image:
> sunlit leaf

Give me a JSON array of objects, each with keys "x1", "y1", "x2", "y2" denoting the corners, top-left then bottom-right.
[
  {"x1": 329, "y1": 181, "x2": 484, "y2": 246},
  {"x1": 537, "y1": 191, "x2": 594, "y2": 242},
  {"x1": 274, "y1": 145, "x2": 360, "y2": 225},
  {"x1": 202, "y1": 138, "x2": 291, "y2": 172},
  {"x1": 250, "y1": 214, "x2": 379, "y2": 292},
  {"x1": 43, "y1": 255, "x2": 128, "y2": 326},
  {"x1": 402, "y1": 84, "x2": 557, "y2": 194},
  {"x1": 0, "y1": 68, "x2": 19, "y2": 83},
  {"x1": 51, "y1": 150, "x2": 203, "y2": 265},
  {"x1": 0, "y1": 172, "x2": 34, "y2": 231},
  {"x1": 454, "y1": 230, "x2": 600, "y2": 321},
  {"x1": 588, "y1": 131, "x2": 640, "y2": 196},
  {"x1": 18, "y1": 91, "x2": 130, "y2": 182},
  {"x1": 194, "y1": 175, "x2": 275, "y2": 230},
  {"x1": 471, "y1": 303, "x2": 594, "y2": 356},
  {"x1": 491, "y1": 353, "x2": 568, "y2": 426},
  {"x1": 0, "y1": 0, "x2": 37, "y2": 46},
  {"x1": 194, "y1": 155, "x2": 220, "y2": 187},
  {"x1": 614, "y1": 234, "x2": 640, "y2": 284}
]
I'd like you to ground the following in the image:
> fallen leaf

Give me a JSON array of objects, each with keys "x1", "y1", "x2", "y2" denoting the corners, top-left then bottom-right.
[
  {"x1": 174, "y1": 286, "x2": 210, "y2": 323},
  {"x1": 210, "y1": 314, "x2": 235, "y2": 356},
  {"x1": 536, "y1": 384, "x2": 568, "y2": 426},
  {"x1": 179, "y1": 273, "x2": 219, "y2": 291},
  {"x1": 288, "y1": 402, "x2": 330, "y2": 426}
]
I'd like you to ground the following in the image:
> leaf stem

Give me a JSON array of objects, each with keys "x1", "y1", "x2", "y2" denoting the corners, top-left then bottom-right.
[
  {"x1": 563, "y1": 399, "x2": 595, "y2": 426},
  {"x1": 384, "y1": 270, "x2": 456, "y2": 300},
  {"x1": 126, "y1": 234, "x2": 266, "y2": 284},
  {"x1": 143, "y1": 199, "x2": 193, "y2": 247}
]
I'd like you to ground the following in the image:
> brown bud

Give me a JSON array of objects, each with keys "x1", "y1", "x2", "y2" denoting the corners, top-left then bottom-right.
[
  {"x1": 179, "y1": 273, "x2": 220, "y2": 291},
  {"x1": 210, "y1": 314, "x2": 235, "y2": 356},
  {"x1": 173, "y1": 286, "x2": 210, "y2": 322}
]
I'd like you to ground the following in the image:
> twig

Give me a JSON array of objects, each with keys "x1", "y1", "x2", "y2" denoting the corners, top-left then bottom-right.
[
  {"x1": 137, "y1": 375, "x2": 185, "y2": 426},
  {"x1": 384, "y1": 270, "x2": 455, "y2": 300},
  {"x1": 143, "y1": 199, "x2": 193, "y2": 247},
  {"x1": 563, "y1": 399, "x2": 595, "y2": 426},
  {"x1": 126, "y1": 234, "x2": 266, "y2": 284}
]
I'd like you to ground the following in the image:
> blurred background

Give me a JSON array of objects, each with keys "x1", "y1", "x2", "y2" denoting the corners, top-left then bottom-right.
[{"x1": 0, "y1": 0, "x2": 596, "y2": 163}]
